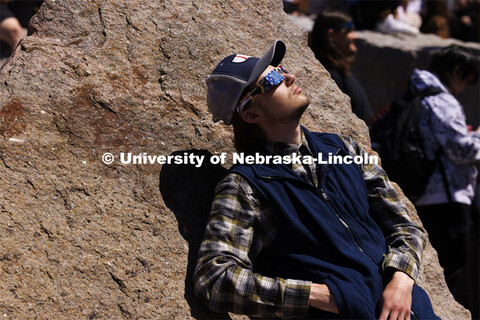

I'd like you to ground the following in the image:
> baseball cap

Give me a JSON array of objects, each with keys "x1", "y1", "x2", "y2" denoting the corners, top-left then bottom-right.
[{"x1": 205, "y1": 40, "x2": 286, "y2": 125}]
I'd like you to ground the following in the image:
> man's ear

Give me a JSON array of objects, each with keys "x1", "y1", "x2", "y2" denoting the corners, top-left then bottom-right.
[{"x1": 241, "y1": 107, "x2": 264, "y2": 124}]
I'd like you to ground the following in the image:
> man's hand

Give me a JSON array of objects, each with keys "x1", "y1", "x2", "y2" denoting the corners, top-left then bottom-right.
[
  {"x1": 379, "y1": 271, "x2": 415, "y2": 320},
  {"x1": 308, "y1": 283, "x2": 339, "y2": 314}
]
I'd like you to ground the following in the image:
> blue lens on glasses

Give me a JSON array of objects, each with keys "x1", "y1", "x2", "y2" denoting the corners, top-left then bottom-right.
[
  {"x1": 259, "y1": 69, "x2": 285, "y2": 92},
  {"x1": 237, "y1": 66, "x2": 289, "y2": 112}
]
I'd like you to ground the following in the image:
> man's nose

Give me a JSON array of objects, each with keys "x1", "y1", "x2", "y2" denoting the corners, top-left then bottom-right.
[{"x1": 284, "y1": 73, "x2": 295, "y2": 86}]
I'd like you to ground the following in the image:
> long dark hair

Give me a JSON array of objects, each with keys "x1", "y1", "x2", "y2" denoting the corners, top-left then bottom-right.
[
  {"x1": 429, "y1": 45, "x2": 480, "y2": 87},
  {"x1": 310, "y1": 9, "x2": 353, "y2": 75}
]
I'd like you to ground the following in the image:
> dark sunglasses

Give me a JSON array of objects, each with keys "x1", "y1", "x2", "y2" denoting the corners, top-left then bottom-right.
[{"x1": 332, "y1": 20, "x2": 355, "y2": 32}]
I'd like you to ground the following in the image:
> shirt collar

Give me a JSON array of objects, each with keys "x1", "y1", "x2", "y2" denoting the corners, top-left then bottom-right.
[{"x1": 262, "y1": 128, "x2": 313, "y2": 156}]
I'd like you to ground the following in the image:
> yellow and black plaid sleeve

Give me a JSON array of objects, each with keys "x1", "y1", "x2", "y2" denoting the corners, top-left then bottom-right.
[
  {"x1": 339, "y1": 135, "x2": 427, "y2": 281},
  {"x1": 193, "y1": 173, "x2": 311, "y2": 318}
]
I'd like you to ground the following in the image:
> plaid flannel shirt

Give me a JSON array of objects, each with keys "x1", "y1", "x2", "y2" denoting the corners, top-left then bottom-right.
[{"x1": 193, "y1": 130, "x2": 427, "y2": 318}]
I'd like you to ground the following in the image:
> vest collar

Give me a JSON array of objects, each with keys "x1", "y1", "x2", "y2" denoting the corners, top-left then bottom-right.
[{"x1": 251, "y1": 126, "x2": 343, "y2": 180}]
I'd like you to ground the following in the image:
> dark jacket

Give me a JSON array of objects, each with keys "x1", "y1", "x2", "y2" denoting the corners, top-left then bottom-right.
[{"x1": 328, "y1": 67, "x2": 374, "y2": 127}]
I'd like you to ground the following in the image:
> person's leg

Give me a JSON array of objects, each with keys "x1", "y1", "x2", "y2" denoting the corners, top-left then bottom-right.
[
  {"x1": 416, "y1": 203, "x2": 471, "y2": 292},
  {"x1": 454, "y1": 182, "x2": 479, "y2": 317}
]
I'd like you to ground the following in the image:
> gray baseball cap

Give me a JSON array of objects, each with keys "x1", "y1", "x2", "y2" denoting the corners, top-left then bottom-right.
[{"x1": 205, "y1": 40, "x2": 286, "y2": 125}]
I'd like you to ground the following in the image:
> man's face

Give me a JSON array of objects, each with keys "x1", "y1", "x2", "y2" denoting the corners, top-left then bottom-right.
[{"x1": 250, "y1": 65, "x2": 310, "y2": 124}]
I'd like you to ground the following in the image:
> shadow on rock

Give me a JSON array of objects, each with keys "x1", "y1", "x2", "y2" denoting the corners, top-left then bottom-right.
[{"x1": 159, "y1": 149, "x2": 229, "y2": 319}]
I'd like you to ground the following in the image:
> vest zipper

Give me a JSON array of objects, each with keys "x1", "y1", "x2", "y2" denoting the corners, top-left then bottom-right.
[
  {"x1": 317, "y1": 149, "x2": 378, "y2": 265},
  {"x1": 319, "y1": 188, "x2": 329, "y2": 201},
  {"x1": 318, "y1": 187, "x2": 376, "y2": 264}
]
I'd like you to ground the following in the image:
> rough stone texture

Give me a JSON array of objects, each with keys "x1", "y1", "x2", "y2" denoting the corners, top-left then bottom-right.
[
  {"x1": 352, "y1": 31, "x2": 480, "y2": 128},
  {"x1": 0, "y1": 0, "x2": 470, "y2": 319}
]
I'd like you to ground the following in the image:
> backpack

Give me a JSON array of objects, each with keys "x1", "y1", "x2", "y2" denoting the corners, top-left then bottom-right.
[{"x1": 370, "y1": 86, "x2": 443, "y2": 202}]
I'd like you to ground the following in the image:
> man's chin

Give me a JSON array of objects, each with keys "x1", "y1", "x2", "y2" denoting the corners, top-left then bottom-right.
[
  {"x1": 302, "y1": 96, "x2": 310, "y2": 109},
  {"x1": 291, "y1": 98, "x2": 310, "y2": 121},
  {"x1": 299, "y1": 95, "x2": 310, "y2": 112}
]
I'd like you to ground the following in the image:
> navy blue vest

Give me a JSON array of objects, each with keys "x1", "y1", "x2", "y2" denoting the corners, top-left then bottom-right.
[{"x1": 231, "y1": 129, "x2": 438, "y2": 319}]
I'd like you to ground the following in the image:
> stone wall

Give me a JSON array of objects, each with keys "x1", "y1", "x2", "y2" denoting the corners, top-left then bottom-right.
[{"x1": 0, "y1": 0, "x2": 471, "y2": 319}]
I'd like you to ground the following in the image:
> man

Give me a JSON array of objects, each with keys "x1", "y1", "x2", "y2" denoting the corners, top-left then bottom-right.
[{"x1": 194, "y1": 40, "x2": 439, "y2": 319}]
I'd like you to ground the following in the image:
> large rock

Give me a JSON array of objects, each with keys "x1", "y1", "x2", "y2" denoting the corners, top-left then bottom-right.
[{"x1": 0, "y1": 0, "x2": 470, "y2": 319}]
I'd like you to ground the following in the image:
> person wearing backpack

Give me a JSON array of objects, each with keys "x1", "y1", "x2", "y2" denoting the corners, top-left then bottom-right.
[{"x1": 412, "y1": 45, "x2": 480, "y2": 306}]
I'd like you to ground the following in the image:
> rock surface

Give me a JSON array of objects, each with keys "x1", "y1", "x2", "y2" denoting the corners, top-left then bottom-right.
[{"x1": 0, "y1": 0, "x2": 470, "y2": 319}]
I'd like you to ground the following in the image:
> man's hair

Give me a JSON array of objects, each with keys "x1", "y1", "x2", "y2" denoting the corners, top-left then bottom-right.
[
  {"x1": 310, "y1": 9, "x2": 353, "y2": 75},
  {"x1": 429, "y1": 45, "x2": 480, "y2": 86},
  {"x1": 231, "y1": 111, "x2": 266, "y2": 153}
]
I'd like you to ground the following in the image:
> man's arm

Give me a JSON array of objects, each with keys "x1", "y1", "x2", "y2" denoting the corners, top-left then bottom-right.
[
  {"x1": 309, "y1": 283, "x2": 339, "y2": 314},
  {"x1": 340, "y1": 136, "x2": 426, "y2": 319},
  {"x1": 193, "y1": 173, "x2": 311, "y2": 318},
  {"x1": 379, "y1": 271, "x2": 415, "y2": 320}
]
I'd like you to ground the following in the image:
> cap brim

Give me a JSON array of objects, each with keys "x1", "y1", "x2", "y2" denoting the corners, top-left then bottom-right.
[{"x1": 247, "y1": 40, "x2": 286, "y2": 85}]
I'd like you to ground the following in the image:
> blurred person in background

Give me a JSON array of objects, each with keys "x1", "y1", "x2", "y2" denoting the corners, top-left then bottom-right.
[
  {"x1": 412, "y1": 45, "x2": 480, "y2": 315},
  {"x1": 421, "y1": 0, "x2": 453, "y2": 38},
  {"x1": 350, "y1": 0, "x2": 419, "y2": 34},
  {"x1": 0, "y1": 0, "x2": 25, "y2": 53},
  {"x1": 0, "y1": 0, "x2": 43, "y2": 58},
  {"x1": 282, "y1": 0, "x2": 310, "y2": 16},
  {"x1": 308, "y1": 0, "x2": 356, "y2": 17},
  {"x1": 7, "y1": 0, "x2": 44, "y2": 28},
  {"x1": 283, "y1": 0, "x2": 300, "y2": 15},
  {"x1": 376, "y1": 0, "x2": 420, "y2": 34},
  {"x1": 422, "y1": 0, "x2": 479, "y2": 42},
  {"x1": 450, "y1": 0, "x2": 479, "y2": 42},
  {"x1": 310, "y1": 9, "x2": 374, "y2": 127},
  {"x1": 396, "y1": 0, "x2": 423, "y2": 30}
]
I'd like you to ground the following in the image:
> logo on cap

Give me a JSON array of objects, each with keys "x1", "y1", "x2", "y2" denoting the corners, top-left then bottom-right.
[{"x1": 232, "y1": 54, "x2": 251, "y2": 63}]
